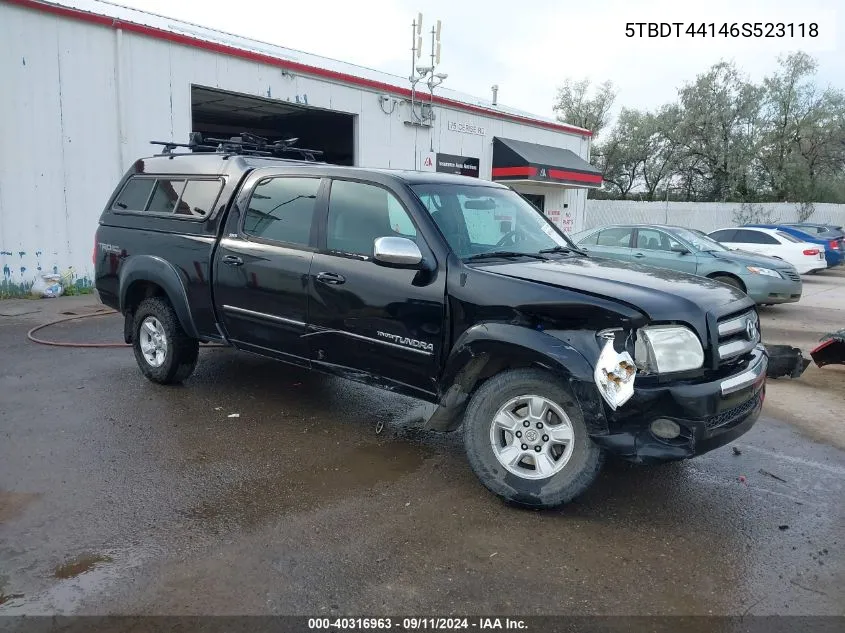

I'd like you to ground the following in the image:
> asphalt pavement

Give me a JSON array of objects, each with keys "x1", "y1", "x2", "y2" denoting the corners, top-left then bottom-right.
[{"x1": 0, "y1": 299, "x2": 843, "y2": 617}]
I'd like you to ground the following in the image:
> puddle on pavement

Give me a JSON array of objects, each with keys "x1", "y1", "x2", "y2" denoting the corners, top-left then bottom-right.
[
  {"x1": 0, "y1": 490, "x2": 42, "y2": 523},
  {"x1": 184, "y1": 439, "x2": 434, "y2": 529},
  {"x1": 54, "y1": 554, "x2": 114, "y2": 579}
]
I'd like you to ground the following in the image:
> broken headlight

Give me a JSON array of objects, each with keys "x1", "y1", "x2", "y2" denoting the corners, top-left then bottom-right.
[
  {"x1": 634, "y1": 325, "x2": 704, "y2": 374},
  {"x1": 594, "y1": 335, "x2": 636, "y2": 411}
]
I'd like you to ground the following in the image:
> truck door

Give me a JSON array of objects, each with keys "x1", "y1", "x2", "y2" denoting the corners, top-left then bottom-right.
[
  {"x1": 213, "y1": 172, "x2": 326, "y2": 366},
  {"x1": 306, "y1": 178, "x2": 446, "y2": 399}
]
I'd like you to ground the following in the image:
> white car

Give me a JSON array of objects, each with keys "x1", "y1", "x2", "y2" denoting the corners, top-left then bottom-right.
[{"x1": 707, "y1": 227, "x2": 827, "y2": 275}]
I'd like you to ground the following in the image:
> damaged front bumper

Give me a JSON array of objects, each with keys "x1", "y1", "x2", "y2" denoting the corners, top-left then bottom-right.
[{"x1": 591, "y1": 346, "x2": 768, "y2": 463}]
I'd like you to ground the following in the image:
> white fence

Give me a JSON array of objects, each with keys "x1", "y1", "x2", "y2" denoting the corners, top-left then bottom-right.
[{"x1": 582, "y1": 201, "x2": 845, "y2": 234}]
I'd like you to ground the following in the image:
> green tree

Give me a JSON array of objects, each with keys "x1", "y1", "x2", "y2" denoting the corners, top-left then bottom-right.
[
  {"x1": 553, "y1": 78, "x2": 617, "y2": 138},
  {"x1": 758, "y1": 52, "x2": 820, "y2": 200},
  {"x1": 675, "y1": 61, "x2": 762, "y2": 201}
]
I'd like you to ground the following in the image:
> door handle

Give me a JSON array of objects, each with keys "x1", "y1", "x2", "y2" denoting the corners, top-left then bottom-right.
[
  {"x1": 633, "y1": 252, "x2": 646, "y2": 258},
  {"x1": 222, "y1": 255, "x2": 244, "y2": 266},
  {"x1": 316, "y1": 272, "x2": 346, "y2": 285}
]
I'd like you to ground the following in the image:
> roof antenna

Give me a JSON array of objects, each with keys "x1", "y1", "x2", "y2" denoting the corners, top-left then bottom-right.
[{"x1": 491, "y1": 84, "x2": 499, "y2": 106}]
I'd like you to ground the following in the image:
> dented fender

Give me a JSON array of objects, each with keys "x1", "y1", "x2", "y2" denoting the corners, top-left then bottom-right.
[{"x1": 426, "y1": 323, "x2": 607, "y2": 433}]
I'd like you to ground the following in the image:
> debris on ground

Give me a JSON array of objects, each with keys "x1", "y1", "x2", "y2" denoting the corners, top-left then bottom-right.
[
  {"x1": 375, "y1": 421, "x2": 385, "y2": 435},
  {"x1": 764, "y1": 344, "x2": 811, "y2": 379},
  {"x1": 759, "y1": 469, "x2": 788, "y2": 483},
  {"x1": 227, "y1": 413, "x2": 240, "y2": 418},
  {"x1": 30, "y1": 274, "x2": 64, "y2": 298},
  {"x1": 733, "y1": 446, "x2": 742, "y2": 456},
  {"x1": 738, "y1": 475, "x2": 747, "y2": 484},
  {"x1": 0, "y1": 592, "x2": 25, "y2": 606},
  {"x1": 810, "y1": 330, "x2": 845, "y2": 368},
  {"x1": 779, "y1": 525, "x2": 789, "y2": 531}
]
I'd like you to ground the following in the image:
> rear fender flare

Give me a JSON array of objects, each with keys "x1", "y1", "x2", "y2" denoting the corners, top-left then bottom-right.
[
  {"x1": 118, "y1": 255, "x2": 199, "y2": 339},
  {"x1": 428, "y1": 323, "x2": 607, "y2": 434}
]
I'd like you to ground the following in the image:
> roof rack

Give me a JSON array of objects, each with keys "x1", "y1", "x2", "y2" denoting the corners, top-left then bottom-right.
[{"x1": 150, "y1": 132, "x2": 324, "y2": 162}]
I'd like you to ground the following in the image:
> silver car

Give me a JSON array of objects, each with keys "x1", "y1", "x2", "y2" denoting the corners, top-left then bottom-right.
[{"x1": 571, "y1": 224, "x2": 802, "y2": 305}]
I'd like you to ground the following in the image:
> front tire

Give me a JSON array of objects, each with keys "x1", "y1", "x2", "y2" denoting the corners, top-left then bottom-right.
[
  {"x1": 132, "y1": 297, "x2": 199, "y2": 384},
  {"x1": 463, "y1": 368, "x2": 604, "y2": 509},
  {"x1": 710, "y1": 274, "x2": 746, "y2": 293}
]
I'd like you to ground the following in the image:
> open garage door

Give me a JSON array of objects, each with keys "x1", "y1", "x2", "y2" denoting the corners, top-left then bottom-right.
[{"x1": 191, "y1": 86, "x2": 355, "y2": 165}]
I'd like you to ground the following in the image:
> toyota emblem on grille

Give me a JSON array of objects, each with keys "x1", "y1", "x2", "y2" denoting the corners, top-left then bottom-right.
[{"x1": 745, "y1": 318, "x2": 757, "y2": 340}]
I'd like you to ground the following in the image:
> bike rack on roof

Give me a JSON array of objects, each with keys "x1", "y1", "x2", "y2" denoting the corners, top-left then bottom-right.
[{"x1": 150, "y1": 132, "x2": 325, "y2": 162}]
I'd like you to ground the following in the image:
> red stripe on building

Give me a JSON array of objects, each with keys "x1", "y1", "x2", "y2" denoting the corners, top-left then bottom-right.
[
  {"x1": 491, "y1": 167, "x2": 538, "y2": 178},
  {"x1": 7, "y1": 0, "x2": 593, "y2": 138},
  {"x1": 548, "y1": 169, "x2": 603, "y2": 184}
]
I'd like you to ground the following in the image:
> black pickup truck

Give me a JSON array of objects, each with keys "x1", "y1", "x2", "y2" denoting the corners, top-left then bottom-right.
[{"x1": 94, "y1": 141, "x2": 767, "y2": 508}]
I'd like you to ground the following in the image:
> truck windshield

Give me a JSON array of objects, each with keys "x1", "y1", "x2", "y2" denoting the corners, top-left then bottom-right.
[{"x1": 410, "y1": 183, "x2": 576, "y2": 259}]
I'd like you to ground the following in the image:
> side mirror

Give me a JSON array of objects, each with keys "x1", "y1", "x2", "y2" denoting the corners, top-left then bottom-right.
[
  {"x1": 671, "y1": 245, "x2": 690, "y2": 255},
  {"x1": 373, "y1": 236, "x2": 423, "y2": 268}
]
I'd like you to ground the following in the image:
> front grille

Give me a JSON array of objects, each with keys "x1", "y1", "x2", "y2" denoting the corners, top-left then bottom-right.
[
  {"x1": 782, "y1": 270, "x2": 800, "y2": 282},
  {"x1": 716, "y1": 309, "x2": 760, "y2": 363},
  {"x1": 705, "y1": 392, "x2": 761, "y2": 431}
]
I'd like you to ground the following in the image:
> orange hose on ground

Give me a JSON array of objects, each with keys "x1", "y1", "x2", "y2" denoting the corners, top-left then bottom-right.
[{"x1": 26, "y1": 309, "x2": 225, "y2": 348}]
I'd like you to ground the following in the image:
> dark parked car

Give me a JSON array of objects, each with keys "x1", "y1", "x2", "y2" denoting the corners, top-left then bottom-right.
[
  {"x1": 747, "y1": 224, "x2": 844, "y2": 268},
  {"x1": 94, "y1": 137, "x2": 766, "y2": 509},
  {"x1": 781, "y1": 222, "x2": 844, "y2": 240}
]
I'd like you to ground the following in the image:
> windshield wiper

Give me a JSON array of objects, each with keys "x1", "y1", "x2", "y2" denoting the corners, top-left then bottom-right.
[
  {"x1": 538, "y1": 246, "x2": 572, "y2": 254},
  {"x1": 465, "y1": 250, "x2": 548, "y2": 261}
]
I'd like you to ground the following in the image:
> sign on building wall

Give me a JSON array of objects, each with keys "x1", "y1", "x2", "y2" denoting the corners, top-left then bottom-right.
[
  {"x1": 546, "y1": 209, "x2": 575, "y2": 234},
  {"x1": 432, "y1": 153, "x2": 480, "y2": 177},
  {"x1": 448, "y1": 120, "x2": 486, "y2": 136}
]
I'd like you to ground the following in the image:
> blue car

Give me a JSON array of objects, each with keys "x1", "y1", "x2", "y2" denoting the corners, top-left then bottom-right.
[{"x1": 747, "y1": 224, "x2": 844, "y2": 268}]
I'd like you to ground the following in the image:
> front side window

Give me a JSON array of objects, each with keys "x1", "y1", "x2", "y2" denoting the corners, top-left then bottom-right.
[
  {"x1": 412, "y1": 184, "x2": 571, "y2": 259},
  {"x1": 243, "y1": 177, "x2": 320, "y2": 246},
  {"x1": 327, "y1": 180, "x2": 415, "y2": 257},
  {"x1": 670, "y1": 227, "x2": 727, "y2": 252},
  {"x1": 709, "y1": 230, "x2": 736, "y2": 242}
]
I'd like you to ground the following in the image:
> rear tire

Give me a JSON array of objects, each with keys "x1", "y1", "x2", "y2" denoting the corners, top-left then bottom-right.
[
  {"x1": 463, "y1": 368, "x2": 604, "y2": 509},
  {"x1": 710, "y1": 274, "x2": 746, "y2": 293},
  {"x1": 132, "y1": 297, "x2": 199, "y2": 385}
]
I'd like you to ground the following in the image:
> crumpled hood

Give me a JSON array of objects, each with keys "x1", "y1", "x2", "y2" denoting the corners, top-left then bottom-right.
[{"x1": 471, "y1": 255, "x2": 753, "y2": 328}]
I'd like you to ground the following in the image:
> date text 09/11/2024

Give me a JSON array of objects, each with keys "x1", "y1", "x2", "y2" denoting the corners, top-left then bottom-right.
[
  {"x1": 625, "y1": 22, "x2": 818, "y2": 38},
  {"x1": 307, "y1": 617, "x2": 528, "y2": 630}
]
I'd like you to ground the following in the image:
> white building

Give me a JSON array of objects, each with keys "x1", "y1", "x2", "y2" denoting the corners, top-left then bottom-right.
[{"x1": 0, "y1": 0, "x2": 600, "y2": 295}]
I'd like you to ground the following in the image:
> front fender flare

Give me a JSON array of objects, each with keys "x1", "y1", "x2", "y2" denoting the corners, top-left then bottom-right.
[
  {"x1": 118, "y1": 255, "x2": 199, "y2": 339},
  {"x1": 426, "y1": 323, "x2": 607, "y2": 434}
]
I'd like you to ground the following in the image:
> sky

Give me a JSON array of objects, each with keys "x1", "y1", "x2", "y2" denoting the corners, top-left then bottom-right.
[{"x1": 107, "y1": 0, "x2": 842, "y2": 133}]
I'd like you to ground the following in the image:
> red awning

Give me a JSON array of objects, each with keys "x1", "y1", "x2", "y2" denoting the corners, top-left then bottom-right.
[{"x1": 492, "y1": 137, "x2": 602, "y2": 188}]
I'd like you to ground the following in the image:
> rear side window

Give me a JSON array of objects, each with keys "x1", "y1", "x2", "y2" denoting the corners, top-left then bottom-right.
[
  {"x1": 112, "y1": 178, "x2": 155, "y2": 211},
  {"x1": 776, "y1": 231, "x2": 802, "y2": 243},
  {"x1": 596, "y1": 227, "x2": 633, "y2": 247},
  {"x1": 111, "y1": 176, "x2": 222, "y2": 218},
  {"x1": 147, "y1": 180, "x2": 186, "y2": 214},
  {"x1": 243, "y1": 177, "x2": 320, "y2": 246},
  {"x1": 735, "y1": 229, "x2": 778, "y2": 244},
  {"x1": 577, "y1": 231, "x2": 599, "y2": 246}
]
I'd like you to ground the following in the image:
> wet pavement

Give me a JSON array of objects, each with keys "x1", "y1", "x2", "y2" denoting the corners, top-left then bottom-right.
[{"x1": 0, "y1": 307, "x2": 843, "y2": 616}]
